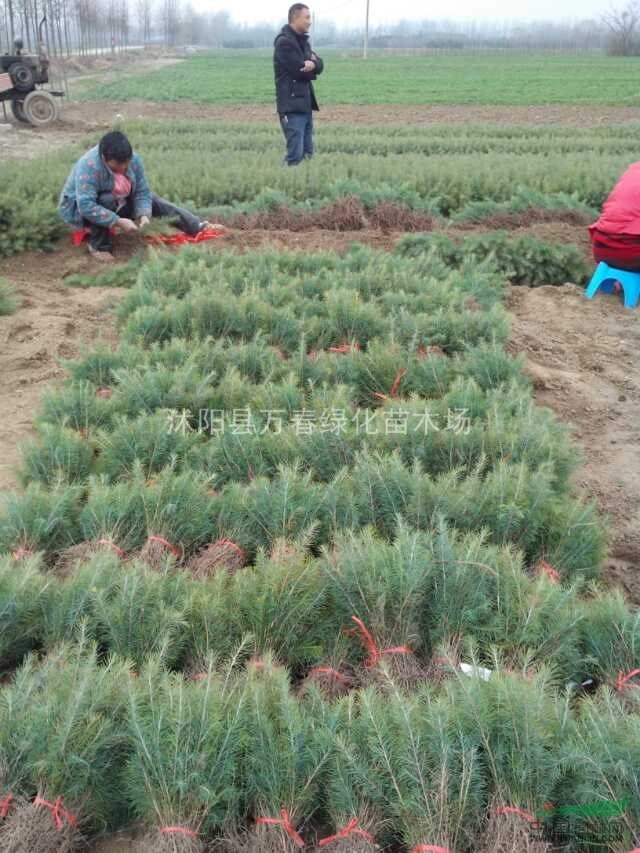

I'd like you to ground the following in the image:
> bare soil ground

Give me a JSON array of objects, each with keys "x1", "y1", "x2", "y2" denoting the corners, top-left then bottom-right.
[{"x1": 2, "y1": 220, "x2": 639, "y2": 604}]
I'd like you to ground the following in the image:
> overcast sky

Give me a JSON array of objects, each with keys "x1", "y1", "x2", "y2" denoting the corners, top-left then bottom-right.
[{"x1": 191, "y1": 0, "x2": 608, "y2": 27}]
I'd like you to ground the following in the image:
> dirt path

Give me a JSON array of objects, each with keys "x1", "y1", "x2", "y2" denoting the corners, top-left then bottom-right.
[
  {"x1": 507, "y1": 284, "x2": 640, "y2": 603},
  {"x1": 0, "y1": 245, "x2": 126, "y2": 493},
  {"x1": 1, "y1": 225, "x2": 638, "y2": 603}
]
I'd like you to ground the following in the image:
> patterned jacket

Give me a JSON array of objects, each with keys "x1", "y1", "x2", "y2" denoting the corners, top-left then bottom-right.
[{"x1": 58, "y1": 144, "x2": 152, "y2": 228}]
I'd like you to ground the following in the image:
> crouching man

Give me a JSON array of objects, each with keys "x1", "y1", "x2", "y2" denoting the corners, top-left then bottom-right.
[{"x1": 58, "y1": 130, "x2": 214, "y2": 262}]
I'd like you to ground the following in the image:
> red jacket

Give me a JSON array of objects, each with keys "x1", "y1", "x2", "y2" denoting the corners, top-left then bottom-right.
[{"x1": 590, "y1": 162, "x2": 640, "y2": 238}]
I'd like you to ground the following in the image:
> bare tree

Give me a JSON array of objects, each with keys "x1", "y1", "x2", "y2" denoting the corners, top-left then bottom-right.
[
  {"x1": 603, "y1": 1, "x2": 640, "y2": 54},
  {"x1": 136, "y1": 0, "x2": 151, "y2": 45}
]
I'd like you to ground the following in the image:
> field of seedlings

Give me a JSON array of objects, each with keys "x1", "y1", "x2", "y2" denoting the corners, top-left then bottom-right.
[
  {"x1": 80, "y1": 50, "x2": 640, "y2": 105},
  {"x1": 1, "y1": 55, "x2": 640, "y2": 852}
]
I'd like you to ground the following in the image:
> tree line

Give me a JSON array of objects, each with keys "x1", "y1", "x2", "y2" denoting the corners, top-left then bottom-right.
[{"x1": 2, "y1": 0, "x2": 639, "y2": 57}]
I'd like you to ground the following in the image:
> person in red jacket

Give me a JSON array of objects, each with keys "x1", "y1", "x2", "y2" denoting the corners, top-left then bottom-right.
[{"x1": 589, "y1": 162, "x2": 640, "y2": 271}]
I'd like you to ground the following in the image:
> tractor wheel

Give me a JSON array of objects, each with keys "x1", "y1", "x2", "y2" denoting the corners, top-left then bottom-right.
[
  {"x1": 8, "y1": 61, "x2": 35, "y2": 92},
  {"x1": 23, "y1": 90, "x2": 59, "y2": 126},
  {"x1": 10, "y1": 98, "x2": 29, "y2": 123}
]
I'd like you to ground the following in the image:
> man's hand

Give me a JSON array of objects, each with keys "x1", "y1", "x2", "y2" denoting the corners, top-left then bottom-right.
[
  {"x1": 117, "y1": 217, "x2": 138, "y2": 234},
  {"x1": 137, "y1": 215, "x2": 151, "y2": 229},
  {"x1": 301, "y1": 59, "x2": 316, "y2": 73}
]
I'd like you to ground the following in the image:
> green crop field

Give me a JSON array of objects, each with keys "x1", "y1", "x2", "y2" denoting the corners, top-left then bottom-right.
[{"x1": 81, "y1": 48, "x2": 640, "y2": 105}]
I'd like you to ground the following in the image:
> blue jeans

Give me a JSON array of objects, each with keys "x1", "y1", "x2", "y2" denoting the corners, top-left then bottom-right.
[{"x1": 279, "y1": 112, "x2": 314, "y2": 166}]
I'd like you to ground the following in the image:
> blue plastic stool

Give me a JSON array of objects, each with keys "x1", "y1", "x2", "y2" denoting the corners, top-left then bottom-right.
[{"x1": 585, "y1": 261, "x2": 640, "y2": 309}]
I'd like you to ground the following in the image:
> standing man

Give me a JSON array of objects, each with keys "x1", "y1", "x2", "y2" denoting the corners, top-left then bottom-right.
[{"x1": 274, "y1": 4, "x2": 324, "y2": 166}]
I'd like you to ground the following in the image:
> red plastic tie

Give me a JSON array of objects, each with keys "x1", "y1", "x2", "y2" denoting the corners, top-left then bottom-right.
[
  {"x1": 412, "y1": 846, "x2": 452, "y2": 853},
  {"x1": 350, "y1": 616, "x2": 411, "y2": 668},
  {"x1": 96, "y1": 387, "x2": 112, "y2": 399},
  {"x1": 310, "y1": 666, "x2": 350, "y2": 685},
  {"x1": 495, "y1": 805, "x2": 536, "y2": 823},
  {"x1": 328, "y1": 342, "x2": 360, "y2": 355},
  {"x1": 34, "y1": 795, "x2": 78, "y2": 830},
  {"x1": 374, "y1": 367, "x2": 407, "y2": 402},
  {"x1": 160, "y1": 826, "x2": 198, "y2": 838},
  {"x1": 11, "y1": 547, "x2": 34, "y2": 560},
  {"x1": 97, "y1": 539, "x2": 125, "y2": 559},
  {"x1": 143, "y1": 227, "x2": 225, "y2": 246},
  {"x1": 616, "y1": 669, "x2": 640, "y2": 692},
  {"x1": 214, "y1": 538, "x2": 246, "y2": 560},
  {"x1": 148, "y1": 535, "x2": 182, "y2": 559},
  {"x1": 537, "y1": 560, "x2": 560, "y2": 584},
  {"x1": 0, "y1": 793, "x2": 13, "y2": 818},
  {"x1": 319, "y1": 818, "x2": 374, "y2": 847},
  {"x1": 257, "y1": 809, "x2": 304, "y2": 847}
]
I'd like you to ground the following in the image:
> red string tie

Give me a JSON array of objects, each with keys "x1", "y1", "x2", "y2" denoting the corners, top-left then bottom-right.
[
  {"x1": 616, "y1": 669, "x2": 640, "y2": 692},
  {"x1": 495, "y1": 805, "x2": 536, "y2": 823},
  {"x1": 257, "y1": 809, "x2": 304, "y2": 847},
  {"x1": 214, "y1": 538, "x2": 246, "y2": 560},
  {"x1": 34, "y1": 796, "x2": 78, "y2": 830},
  {"x1": 328, "y1": 342, "x2": 360, "y2": 355},
  {"x1": 148, "y1": 535, "x2": 182, "y2": 559},
  {"x1": 96, "y1": 388, "x2": 112, "y2": 398},
  {"x1": 11, "y1": 547, "x2": 34, "y2": 560},
  {"x1": 0, "y1": 794, "x2": 13, "y2": 818},
  {"x1": 310, "y1": 666, "x2": 350, "y2": 685},
  {"x1": 319, "y1": 818, "x2": 374, "y2": 847},
  {"x1": 537, "y1": 560, "x2": 560, "y2": 584},
  {"x1": 350, "y1": 616, "x2": 411, "y2": 668},
  {"x1": 160, "y1": 826, "x2": 198, "y2": 838},
  {"x1": 97, "y1": 539, "x2": 125, "y2": 559},
  {"x1": 412, "y1": 846, "x2": 453, "y2": 853}
]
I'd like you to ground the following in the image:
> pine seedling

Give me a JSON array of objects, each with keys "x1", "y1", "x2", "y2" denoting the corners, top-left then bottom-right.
[
  {"x1": 228, "y1": 655, "x2": 336, "y2": 852},
  {"x1": 0, "y1": 554, "x2": 50, "y2": 673},
  {"x1": 19, "y1": 424, "x2": 94, "y2": 487},
  {"x1": 354, "y1": 684, "x2": 486, "y2": 853},
  {"x1": 97, "y1": 411, "x2": 203, "y2": 482},
  {"x1": 90, "y1": 559, "x2": 190, "y2": 669},
  {"x1": 577, "y1": 588, "x2": 640, "y2": 691},
  {"x1": 137, "y1": 467, "x2": 217, "y2": 568},
  {"x1": 559, "y1": 690, "x2": 640, "y2": 848},
  {"x1": 124, "y1": 653, "x2": 246, "y2": 851},
  {"x1": 40, "y1": 381, "x2": 117, "y2": 436},
  {"x1": 0, "y1": 635, "x2": 131, "y2": 850},
  {"x1": 0, "y1": 481, "x2": 81, "y2": 561},
  {"x1": 450, "y1": 655, "x2": 569, "y2": 830}
]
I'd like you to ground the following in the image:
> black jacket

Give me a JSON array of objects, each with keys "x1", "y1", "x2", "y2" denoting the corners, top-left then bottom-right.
[{"x1": 274, "y1": 24, "x2": 324, "y2": 115}]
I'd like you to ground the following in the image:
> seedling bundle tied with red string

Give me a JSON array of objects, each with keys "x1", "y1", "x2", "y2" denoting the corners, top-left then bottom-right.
[
  {"x1": 124, "y1": 656, "x2": 245, "y2": 853},
  {"x1": 0, "y1": 639, "x2": 130, "y2": 853},
  {"x1": 222, "y1": 655, "x2": 336, "y2": 852}
]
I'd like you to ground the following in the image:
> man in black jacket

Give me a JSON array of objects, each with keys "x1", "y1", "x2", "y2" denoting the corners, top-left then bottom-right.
[{"x1": 274, "y1": 3, "x2": 324, "y2": 166}]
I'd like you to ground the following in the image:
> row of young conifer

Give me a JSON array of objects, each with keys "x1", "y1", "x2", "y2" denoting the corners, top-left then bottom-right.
[{"x1": 0, "y1": 245, "x2": 638, "y2": 851}]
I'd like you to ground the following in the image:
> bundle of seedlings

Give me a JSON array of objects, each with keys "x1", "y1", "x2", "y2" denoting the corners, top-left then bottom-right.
[
  {"x1": 18, "y1": 424, "x2": 94, "y2": 488},
  {"x1": 451, "y1": 657, "x2": 569, "y2": 852},
  {"x1": 559, "y1": 689, "x2": 640, "y2": 849},
  {"x1": 89, "y1": 556, "x2": 192, "y2": 669},
  {"x1": 577, "y1": 588, "x2": 640, "y2": 699},
  {"x1": 137, "y1": 467, "x2": 218, "y2": 569},
  {"x1": 186, "y1": 540, "x2": 329, "y2": 673},
  {"x1": 321, "y1": 526, "x2": 429, "y2": 691},
  {"x1": 39, "y1": 380, "x2": 119, "y2": 437},
  {"x1": 0, "y1": 554, "x2": 50, "y2": 672},
  {"x1": 313, "y1": 693, "x2": 383, "y2": 852},
  {"x1": 0, "y1": 482, "x2": 81, "y2": 565},
  {"x1": 96, "y1": 410, "x2": 204, "y2": 483},
  {"x1": 124, "y1": 654, "x2": 247, "y2": 853},
  {"x1": 222, "y1": 655, "x2": 336, "y2": 851},
  {"x1": 0, "y1": 636, "x2": 131, "y2": 852},
  {"x1": 55, "y1": 468, "x2": 152, "y2": 575},
  {"x1": 353, "y1": 684, "x2": 486, "y2": 853}
]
